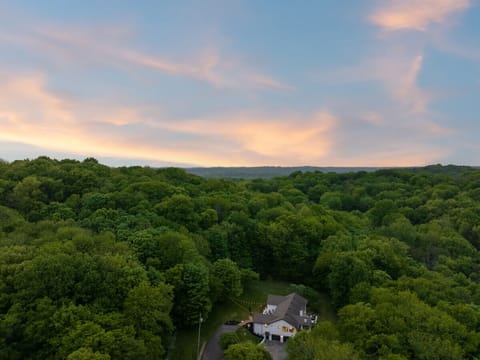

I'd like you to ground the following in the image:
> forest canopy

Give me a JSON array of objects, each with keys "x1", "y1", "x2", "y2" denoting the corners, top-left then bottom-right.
[{"x1": 1, "y1": 158, "x2": 480, "y2": 359}]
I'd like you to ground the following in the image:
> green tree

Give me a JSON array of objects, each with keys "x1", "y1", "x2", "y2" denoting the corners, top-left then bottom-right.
[
  {"x1": 219, "y1": 332, "x2": 240, "y2": 350},
  {"x1": 66, "y1": 347, "x2": 111, "y2": 360},
  {"x1": 286, "y1": 331, "x2": 360, "y2": 360},
  {"x1": 210, "y1": 258, "x2": 243, "y2": 302},
  {"x1": 124, "y1": 281, "x2": 174, "y2": 357},
  {"x1": 156, "y1": 194, "x2": 198, "y2": 230},
  {"x1": 165, "y1": 262, "x2": 212, "y2": 327},
  {"x1": 224, "y1": 342, "x2": 272, "y2": 360},
  {"x1": 328, "y1": 252, "x2": 372, "y2": 307}
]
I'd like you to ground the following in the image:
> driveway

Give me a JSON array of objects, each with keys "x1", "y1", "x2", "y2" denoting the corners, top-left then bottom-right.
[
  {"x1": 202, "y1": 324, "x2": 239, "y2": 360},
  {"x1": 264, "y1": 340, "x2": 288, "y2": 360}
]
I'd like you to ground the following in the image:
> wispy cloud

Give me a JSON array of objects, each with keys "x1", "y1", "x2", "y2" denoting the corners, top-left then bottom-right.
[
  {"x1": 318, "y1": 51, "x2": 431, "y2": 114},
  {"x1": 361, "y1": 0, "x2": 473, "y2": 133},
  {"x1": 370, "y1": 0, "x2": 471, "y2": 31},
  {"x1": 382, "y1": 54, "x2": 431, "y2": 113},
  {"x1": 329, "y1": 109, "x2": 454, "y2": 167},
  {"x1": 361, "y1": 111, "x2": 384, "y2": 125},
  {"x1": 120, "y1": 48, "x2": 293, "y2": 90},
  {"x1": 431, "y1": 30, "x2": 480, "y2": 62},
  {"x1": 0, "y1": 22, "x2": 291, "y2": 91}
]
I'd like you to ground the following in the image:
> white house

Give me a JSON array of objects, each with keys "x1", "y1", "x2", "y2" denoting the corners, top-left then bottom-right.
[{"x1": 252, "y1": 293, "x2": 317, "y2": 343}]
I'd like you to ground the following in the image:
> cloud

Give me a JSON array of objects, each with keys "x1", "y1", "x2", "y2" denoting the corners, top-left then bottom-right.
[
  {"x1": 0, "y1": 73, "x2": 75, "y2": 127},
  {"x1": 381, "y1": 54, "x2": 431, "y2": 113},
  {"x1": 430, "y1": 30, "x2": 480, "y2": 62},
  {"x1": 313, "y1": 52, "x2": 454, "y2": 166},
  {"x1": 0, "y1": 71, "x2": 454, "y2": 167},
  {"x1": 319, "y1": 51, "x2": 431, "y2": 114},
  {"x1": 370, "y1": 0, "x2": 471, "y2": 31},
  {"x1": 242, "y1": 73, "x2": 295, "y2": 91},
  {"x1": 0, "y1": 21, "x2": 291, "y2": 91},
  {"x1": 328, "y1": 109, "x2": 454, "y2": 167},
  {"x1": 162, "y1": 111, "x2": 336, "y2": 163},
  {"x1": 120, "y1": 48, "x2": 293, "y2": 90},
  {"x1": 0, "y1": 5, "x2": 461, "y2": 168},
  {"x1": 361, "y1": 111, "x2": 384, "y2": 125},
  {"x1": 0, "y1": 72, "x2": 331, "y2": 166}
]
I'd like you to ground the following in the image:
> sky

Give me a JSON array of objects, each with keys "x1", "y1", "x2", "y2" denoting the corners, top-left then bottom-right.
[{"x1": 0, "y1": 0, "x2": 479, "y2": 167}]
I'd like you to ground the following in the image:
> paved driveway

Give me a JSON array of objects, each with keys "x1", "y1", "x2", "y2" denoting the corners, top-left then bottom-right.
[
  {"x1": 202, "y1": 324, "x2": 239, "y2": 360},
  {"x1": 264, "y1": 340, "x2": 288, "y2": 360}
]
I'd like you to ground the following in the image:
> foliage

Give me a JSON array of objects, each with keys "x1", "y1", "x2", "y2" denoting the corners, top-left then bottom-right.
[
  {"x1": 210, "y1": 258, "x2": 243, "y2": 303},
  {"x1": 2, "y1": 158, "x2": 480, "y2": 358},
  {"x1": 224, "y1": 341, "x2": 272, "y2": 360},
  {"x1": 219, "y1": 332, "x2": 240, "y2": 350}
]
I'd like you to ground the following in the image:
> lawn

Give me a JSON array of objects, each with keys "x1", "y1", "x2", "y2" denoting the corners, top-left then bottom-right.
[{"x1": 167, "y1": 279, "x2": 335, "y2": 360}]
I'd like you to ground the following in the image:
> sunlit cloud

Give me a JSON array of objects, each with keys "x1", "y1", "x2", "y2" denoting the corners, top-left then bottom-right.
[
  {"x1": 0, "y1": 2, "x2": 475, "y2": 167},
  {"x1": 0, "y1": 73, "x2": 75, "y2": 127},
  {"x1": 162, "y1": 111, "x2": 335, "y2": 163},
  {"x1": 370, "y1": 0, "x2": 471, "y2": 31},
  {"x1": 0, "y1": 71, "x2": 455, "y2": 167},
  {"x1": 0, "y1": 72, "x2": 329, "y2": 166}
]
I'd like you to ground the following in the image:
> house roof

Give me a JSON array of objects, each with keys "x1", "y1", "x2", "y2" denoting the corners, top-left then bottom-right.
[
  {"x1": 266, "y1": 294, "x2": 287, "y2": 305},
  {"x1": 253, "y1": 293, "x2": 310, "y2": 329}
]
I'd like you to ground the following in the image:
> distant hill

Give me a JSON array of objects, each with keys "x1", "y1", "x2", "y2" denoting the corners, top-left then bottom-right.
[
  {"x1": 185, "y1": 166, "x2": 384, "y2": 179},
  {"x1": 185, "y1": 164, "x2": 478, "y2": 179}
]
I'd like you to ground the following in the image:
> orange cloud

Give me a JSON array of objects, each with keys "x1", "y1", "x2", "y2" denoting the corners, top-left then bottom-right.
[
  {"x1": 0, "y1": 74, "x2": 184, "y2": 162},
  {"x1": 0, "y1": 72, "x2": 452, "y2": 167},
  {"x1": 0, "y1": 72, "x2": 331, "y2": 166},
  {"x1": 0, "y1": 74, "x2": 75, "y2": 126},
  {"x1": 162, "y1": 111, "x2": 335, "y2": 163},
  {"x1": 370, "y1": 0, "x2": 471, "y2": 31}
]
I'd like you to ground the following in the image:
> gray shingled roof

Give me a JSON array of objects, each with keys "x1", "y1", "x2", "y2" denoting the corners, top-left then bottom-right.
[
  {"x1": 253, "y1": 293, "x2": 309, "y2": 329},
  {"x1": 266, "y1": 294, "x2": 287, "y2": 305}
]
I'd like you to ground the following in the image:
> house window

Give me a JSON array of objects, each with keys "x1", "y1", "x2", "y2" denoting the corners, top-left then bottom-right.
[
  {"x1": 282, "y1": 326, "x2": 289, "y2": 332},
  {"x1": 289, "y1": 327, "x2": 295, "y2": 333}
]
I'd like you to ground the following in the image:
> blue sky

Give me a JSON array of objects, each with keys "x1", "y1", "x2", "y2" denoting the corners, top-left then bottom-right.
[{"x1": 0, "y1": 0, "x2": 479, "y2": 166}]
